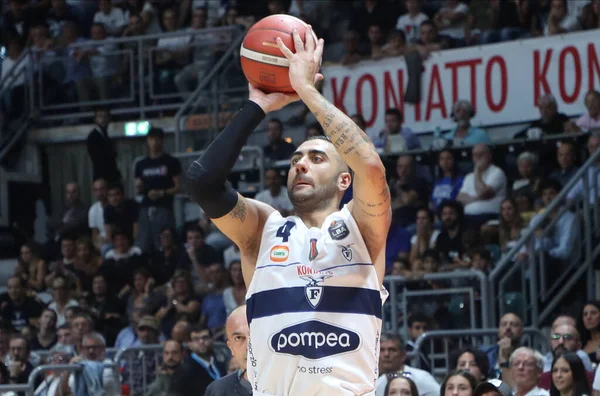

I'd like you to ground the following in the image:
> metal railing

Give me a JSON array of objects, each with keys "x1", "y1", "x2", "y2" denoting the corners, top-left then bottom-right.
[
  {"x1": 489, "y1": 145, "x2": 600, "y2": 328},
  {"x1": 383, "y1": 270, "x2": 489, "y2": 336}
]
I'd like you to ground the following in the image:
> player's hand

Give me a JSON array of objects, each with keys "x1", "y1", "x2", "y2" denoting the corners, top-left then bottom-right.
[
  {"x1": 249, "y1": 83, "x2": 301, "y2": 113},
  {"x1": 276, "y1": 25, "x2": 324, "y2": 95}
]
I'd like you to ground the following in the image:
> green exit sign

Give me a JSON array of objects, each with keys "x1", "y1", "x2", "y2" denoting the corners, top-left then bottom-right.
[{"x1": 125, "y1": 121, "x2": 151, "y2": 136}]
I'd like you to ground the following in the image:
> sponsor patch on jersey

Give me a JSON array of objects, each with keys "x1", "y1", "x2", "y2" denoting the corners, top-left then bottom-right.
[
  {"x1": 308, "y1": 238, "x2": 318, "y2": 261},
  {"x1": 296, "y1": 265, "x2": 333, "y2": 277},
  {"x1": 328, "y1": 220, "x2": 349, "y2": 240},
  {"x1": 270, "y1": 245, "x2": 289, "y2": 262},
  {"x1": 338, "y1": 244, "x2": 353, "y2": 261},
  {"x1": 269, "y1": 320, "x2": 361, "y2": 360}
]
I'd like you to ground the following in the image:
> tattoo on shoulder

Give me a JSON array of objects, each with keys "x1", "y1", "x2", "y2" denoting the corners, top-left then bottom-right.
[{"x1": 229, "y1": 199, "x2": 247, "y2": 222}]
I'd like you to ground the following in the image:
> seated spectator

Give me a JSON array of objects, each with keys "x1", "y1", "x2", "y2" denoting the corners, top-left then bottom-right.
[
  {"x1": 62, "y1": 332, "x2": 120, "y2": 396},
  {"x1": 452, "y1": 347, "x2": 490, "y2": 382},
  {"x1": 405, "y1": 313, "x2": 431, "y2": 372},
  {"x1": 409, "y1": 208, "x2": 440, "y2": 266},
  {"x1": 481, "y1": 312, "x2": 523, "y2": 380},
  {"x1": 48, "y1": 276, "x2": 79, "y2": 327},
  {"x1": 389, "y1": 155, "x2": 430, "y2": 229},
  {"x1": 580, "y1": 1, "x2": 600, "y2": 30},
  {"x1": 101, "y1": 229, "x2": 144, "y2": 298},
  {"x1": 414, "y1": 20, "x2": 450, "y2": 57},
  {"x1": 434, "y1": 0, "x2": 469, "y2": 45},
  {"x1": 0, "y1": 277, "x2": 44, "y2": 331},
  {"x1": 155, "y1": 8, "x2": 191, "y2": 94},
  {"x1": 171, "y1": 319, "x2": 191, "y2": 344},
  {"x1": 548, "y1": 352, "x2": 591, "y2": 394},
  {"x1": 549, "y1": 142, "x2": 577, "y2": 188},
  {"x1": 498, "y1": 198, "x2": 525, "y2": 253},
  {"x1": 94, "y1": 0, "x2": 127, "y2": 36},
  {"x1": 444, "y1": 100, "x2": 491, "y2": 145},
  {"x1": 87, "y1": 274, "x2": 124, "y2": 346},
  {"x1": 222, "y1": 261, "x2": 246, "y2": 316},
  {"x1": 223, "y1": 243, "x2": 241, "y2": 270},
  {"x1": 567, "y1": 133, "x2": 600, "y2": 202},
  {"x1": 72, "y1": 237, "x2": 102, "y2": 296},
  {"x1": 126, "y1": 268, "x2": 152, "y2": 321},
  {"x1": 254, "y1": 169, "x2": 293, "y2": 216},
  {"x1": 104, "y1": 182, "x2": 139, "y2": 246},
  {"x1": 262, "y1": 119, "x2": 296, "y2": 162},
  {"x1": 512, "y1": 152, "x2": 542, "y2": 213},
  {"x1": 545, "y1": 0, "x2": 580, "y2": 35},
  {"x1": 458, "y1": 144, "x2": 507, "y2": 230},
  {"x1": 46, "y1": 0, "x2": 79, "y2": 39},
  {"x1": 529, "y1": 179, "x2": 579, "y2": 264},
  {"x1": 518, "y1": 94, "x2": 579, "y2": 138},
  {"x1": 46, "y1": 182, "x2": 89, "y2": 244},
  {"x1": 379, "y1": 29, "x2": 407, "y2": 58},
  {"x1": 375, "y1": 333, "x2": 440, "y2": 396},
  {"x1": 340, "y1": 30, "x2": 364, "y2": 66},
  {"x1": 542, "y1": 320, "x2": 592, "y2": 372},
  {"x1": 180, "y1": 225, "x2": 221, "y2": 289},
  {"x1": 509, "y1": 347, "x2": 549, "y2": 395},
  {"x1": 431, "y1": 150, "x2": 464, "y2": 211},
  {"x1": 200, "y1": 263, "x2": 228, "y2": 338},
  {"x1": 31, "y1": 308, "x2": 58, "y2": 351},
  {"x1": 385, "y1": 218, "x2": 411, "y2": 272},
  {"x1": 122, "y1": 316, "x2": 162, "y2": 395},
  {"x1": 88, "y1": 178, "x2": 108, "y2": 251},
  {"x1": 151, "y1": 227, "x2": 185, "y2": 285},
  {"x1": 396, "y1": 0, "x2": 429, "y2": 44},
  {"x1": 6, "y1": 335, "x2": 33, "y2": 385},
  {"x1": 576, "y1": 90, "x2": 600, "y2": 132},
  {"x1": 115, "y1": 299, "x2": 145, "y2": 349},
  {"x1": 580, "y1": 301, "x2": 600, "y2": 365},
  {"x1": 15, "y1": 243, "x2": 46, "y2": 292},
  {"x1": 371, "y1": 108, "x2": 421, "y2": 152},
  {"x1": 368, "y1": 24, "x2": 387, "y2": 59},
  {"x1": 34, "y1": 344, "x2": 74, "y2": 394},
  {"x1": 168, "y1": 325, "x2": 227, "y2": 396},
  {"x1": 44, "y1": 237, "x2": 79, "y2": 294},
  {"x1": 56, "y1": 323, "x2": 74, "y2": 349},
  {"x1": 146, "y1": 340, "x2": 184, "y2": 396},
  {"x1": 155, "y1": 271, "x2": 201, "y2": 337},
  {"x1": 384, "y1": 375, "x2": 419, "y2": 396},
  {"x1": 440, "y1": 370, "x2": 478, "y2": 396},
  {"x1": 435, "y1": 200, "x2": 467, "y2": 265},
  {"x1": 390, "y1": 257, "x2": 412, "y2": 277}
]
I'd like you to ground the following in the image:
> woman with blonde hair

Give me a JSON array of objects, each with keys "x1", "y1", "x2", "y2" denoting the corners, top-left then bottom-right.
[{"x1": 15, "y1": 242, "x2": 46, "y2": 292}]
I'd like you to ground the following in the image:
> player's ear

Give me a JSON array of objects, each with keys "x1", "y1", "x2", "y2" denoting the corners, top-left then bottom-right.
[{"x1": 338, "y1": 172, "x2": 352, "y2": 191}]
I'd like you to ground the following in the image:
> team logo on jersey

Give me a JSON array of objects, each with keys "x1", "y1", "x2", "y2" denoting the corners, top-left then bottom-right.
[
  {"x1": 328, "y1": 220, "x2": 349, "y2": 240},
  {"x1": 270, "y1": 245, "x2": 289, "y2": 262},
  {"x1": 308, "y1": 238, "x2": 318, "y2": 261},
  {"x1": 338, "y1": 243, "x2": 354, "y2": 261},
  {"x1": 301, "y1": 274, "x2": 333, "y2": 308},
  {"x1": 269, "y1": 320, "x2": 361, "y2": 359}
]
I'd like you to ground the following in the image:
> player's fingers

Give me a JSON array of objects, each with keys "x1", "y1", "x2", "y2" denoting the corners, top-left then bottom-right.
[
  {"x1": 314, "y1": 73, "x2": 324, "y2": 83},
  {"x1": 276, "y1": 37, "x2": 294, "y2": 59},
  {"x1": 305, "y1": 25, "x2": 315, "y2": 53},
  {"x1": 314, "y1": 38, "x2": 324, "y2": 63},
  {"x1": 292, "y1": 28, "x2": 305, "y2": 53}
]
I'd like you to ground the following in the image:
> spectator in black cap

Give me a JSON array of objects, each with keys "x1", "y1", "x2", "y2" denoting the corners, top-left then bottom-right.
[{"x1": 134, "y1": 127, "x2": 182, "y2": 253}]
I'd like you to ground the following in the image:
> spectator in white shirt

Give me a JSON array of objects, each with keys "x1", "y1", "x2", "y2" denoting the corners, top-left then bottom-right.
[
  {"x1": 509, "y1": 347, "x2": 550, "y2": 396},
  {"x1": 434, "y1": 0, "x2": 469, "y2": 42},
  {"x1": 94, "y1": 0, "x2": 128, "y2": 36},
  {"x1": 576, "y1": 90, "x2": 600, "y2": 132},
  {"x1": 457, "y1": 144, "x2": 507, "y2": 230},
  {"x1": 545, "y1": 0, "x2": 580, "y2": 35},
  {"x1": 254, "y1": 169, "x2": 294, "y2": 216},
  {"x1": 88, "y1": 179, "x2": 108, "y2": 251},
  {"x1": 396, "y1": 0, "x2": 429, "y2": 43}
]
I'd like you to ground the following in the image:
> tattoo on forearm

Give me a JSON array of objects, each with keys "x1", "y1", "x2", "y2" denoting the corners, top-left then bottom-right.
[{"x1": 229, "y1": 199, "x2": 247, "y2": 222}]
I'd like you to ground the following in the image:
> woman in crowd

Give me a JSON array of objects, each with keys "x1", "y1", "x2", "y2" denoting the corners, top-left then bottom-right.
[
  {"x1": 384, "y1": 373, "x2": 419, "y2": 396},
  {"x1": 72, "y1": 237, "x2": 102, "y2": 297},
  {"x1": 15, "y1": 243, "x2": 46, "y2": 292},
  {"x1": 580, "y1": 301, "x2": 600, "y2": 364},
  {"x1": 222, "y1": 260, "x2": 246, "y2": 316},
  {"x1": 550, "y1": 352, "x2": 590, "y2": 396},
  {"x1": 441, "y1": 369, "x2": 478, "y2": 396},
  {"x1": 409, "y1": 208, "x2": 440, "y2": 266},
  {"x1": 126, "y1": 268, "x2": 152, "y2": 319},
  {"x1": 498, "y1": 198, "x2": 525, "y2": 253},
  {"x1": 452, "y1": 347, "x2": 490, "y2": 382},
  {"x1": 431, "y1": 150, "x2": 464, "y2": 211}
]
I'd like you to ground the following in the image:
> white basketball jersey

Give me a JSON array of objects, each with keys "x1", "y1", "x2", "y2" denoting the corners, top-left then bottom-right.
[{"x1": 246, "y1": 205, "x2": 388, "y2": 396}]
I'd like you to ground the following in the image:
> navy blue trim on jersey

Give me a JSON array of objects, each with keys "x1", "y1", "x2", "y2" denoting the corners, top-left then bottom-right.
[{"x1": 246, "y1": 286, "x2": 382, "y2": 324}]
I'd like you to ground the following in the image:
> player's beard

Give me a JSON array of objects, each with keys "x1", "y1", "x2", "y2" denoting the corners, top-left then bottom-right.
[{"x1": 288, "y1": 177, "x2": 338, "y2": 214}]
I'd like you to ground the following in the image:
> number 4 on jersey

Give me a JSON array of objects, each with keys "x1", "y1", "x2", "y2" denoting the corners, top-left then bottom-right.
[{"x1": 276, "y1": 221, "x2": 296, "y2": 243}]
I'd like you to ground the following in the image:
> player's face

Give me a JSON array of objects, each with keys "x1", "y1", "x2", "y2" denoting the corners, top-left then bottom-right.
[{"x1": 287, "y1": 140, "x2": 349, "y2": 212}]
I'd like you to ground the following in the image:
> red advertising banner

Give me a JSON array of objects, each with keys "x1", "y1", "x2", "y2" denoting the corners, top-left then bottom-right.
[{"x1": 322, "y1": 31, "x2": 600, "y2": 134}]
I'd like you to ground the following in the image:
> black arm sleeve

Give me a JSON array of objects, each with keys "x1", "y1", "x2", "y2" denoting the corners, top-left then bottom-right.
[{"x1": 185, "y1": 100, "x2": 265, "y2": 218}]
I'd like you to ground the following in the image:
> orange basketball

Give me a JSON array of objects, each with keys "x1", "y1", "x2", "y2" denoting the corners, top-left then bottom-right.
[{"x1": 240, "y1": 14, "x2": 318, "y2": 93}]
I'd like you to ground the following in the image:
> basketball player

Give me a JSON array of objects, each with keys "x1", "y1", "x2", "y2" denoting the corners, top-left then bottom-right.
[{"x1": 186, "y1": 26, "x2": 390, "y2": 395}]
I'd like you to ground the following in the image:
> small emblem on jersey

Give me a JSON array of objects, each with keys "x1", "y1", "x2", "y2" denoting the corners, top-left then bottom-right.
[
  {"x1": 338, "y1": 243, "x2": 354, "y2": 261},
  {"x1": 270, "y1": 245, "x2": 289, "y2": 262},
  {"x1": 308, "y1": 238, "x2": 318, "y2": 261},
  {"x1": 269, "y1": 320, "x2": 361, "y2": 360},
  {"x1": 328, "y1": 220, "x2": 349, "y2": 240},
  {"x1": 301, "y1": 274, "x2": 333, "y2": 308}
]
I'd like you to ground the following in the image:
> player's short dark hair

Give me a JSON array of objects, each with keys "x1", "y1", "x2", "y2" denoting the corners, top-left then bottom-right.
[
  {"x1": 305, "y1": 136, "x2": 355, "y2": 179},
  {"x1": 385, "y1": 108, "x2": 403, "y2": 123},
  {"x1": 408, "y1": 313, "x2": 430, "y2": 327},
  {"x1": 380, "y1": 332, "x2": 405, "y2": 351}
]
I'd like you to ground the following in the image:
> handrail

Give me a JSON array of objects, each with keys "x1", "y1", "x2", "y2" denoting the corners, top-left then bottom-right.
[
  {"x1": 174, "y1": 28, "x2": 247, "y2": 152},
  {"x1": 27, "y1": 362, "x2": 119, "y2": 395},
  {"x1": 0, "y1": 50, "x2": 30, "y2": 88},
  {"x1": 489, "y1": 144, "x2": 600, "y2": 327}
]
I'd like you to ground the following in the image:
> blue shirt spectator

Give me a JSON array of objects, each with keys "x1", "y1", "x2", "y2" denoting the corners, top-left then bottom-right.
[
  {"x1": 431, "y1": 150, "x2": 464, "y2": 210},
  {"x1": 370, "y1": 108, "x2": 422, "y2": 151},
  {"x1": 444, "y1": 126, "x2": 491, "y2": 145},
  {"x1": 386, "y1": 225, "x2": 411, "y2": 271},
  {"x1": 444, "y1": 100, "x2": 492, "y2": 146},
  {"x1": 201, "y1": 293, "x2": 227, "y2": 330}
]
